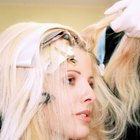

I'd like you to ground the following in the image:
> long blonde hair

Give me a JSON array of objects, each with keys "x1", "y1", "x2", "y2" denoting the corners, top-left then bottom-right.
[{"x1": 104, "y1": 35, "x2": 140, "y2": 126}]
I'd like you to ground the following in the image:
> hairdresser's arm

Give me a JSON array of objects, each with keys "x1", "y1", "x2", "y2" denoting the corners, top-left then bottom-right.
[{"x1": 104, "y1": 0, "x2": 140, "y2": 38}]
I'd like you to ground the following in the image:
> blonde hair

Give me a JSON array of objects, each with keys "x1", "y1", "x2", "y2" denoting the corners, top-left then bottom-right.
[
  {"x1": 0, "y1": 21, "x2": 125, "y2": 140},
  {"x1": 84, "y1": 15, "x2": 140, "y2": 126},
  {"x1": 81, "y1": 14, "x2": 127, "y2": 139},
  {"x1": 104, "y1": 35, "x2": 140, "y2": 126}
]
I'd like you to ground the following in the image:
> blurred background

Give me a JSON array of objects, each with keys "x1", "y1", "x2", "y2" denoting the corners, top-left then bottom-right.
[{"x1": 0, "y1": 0, "x2": 117, "y2": 32}]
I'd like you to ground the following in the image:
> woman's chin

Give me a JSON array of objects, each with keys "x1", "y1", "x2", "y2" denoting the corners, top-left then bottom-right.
[{"x1": 69, "y1": 127, "x2": 90, "y2": 140}]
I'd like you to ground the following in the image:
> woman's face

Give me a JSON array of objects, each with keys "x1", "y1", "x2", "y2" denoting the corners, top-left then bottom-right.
[{"x1": 45, "y1": 47, "x2": 95, "y2": 139}]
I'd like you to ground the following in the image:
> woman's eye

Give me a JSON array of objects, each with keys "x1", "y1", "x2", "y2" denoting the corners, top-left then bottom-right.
[
  {"x1": 89, "y1": 82, "x2": 94, "y2": 89},
  {"x1": 65, "y1": 77, "x2": 75, "y2": 85}
]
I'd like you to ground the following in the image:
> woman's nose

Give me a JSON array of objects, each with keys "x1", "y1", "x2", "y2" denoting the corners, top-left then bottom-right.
[{"x1": 81, "y1": 82, "x2": 95, "y2": 104}]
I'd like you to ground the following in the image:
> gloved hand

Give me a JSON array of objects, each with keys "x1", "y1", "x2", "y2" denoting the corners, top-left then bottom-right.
[{"x1": 104, "y1": 0, "x2": 140, "y2": 38}]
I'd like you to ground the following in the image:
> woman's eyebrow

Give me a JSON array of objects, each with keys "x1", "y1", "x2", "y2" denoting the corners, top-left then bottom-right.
[
  {"x1": 67, "y1": 70, "x2": 94, "y2": 79},
  {"x1": 88, "y1": 76, "x2": 94, "y2": 82},
  {"x1": 89, "y1": 76, "x2": 94, "y2": 79},
  {"x1": 67, "y1": 70, "x2": 81, "y2": 75}
]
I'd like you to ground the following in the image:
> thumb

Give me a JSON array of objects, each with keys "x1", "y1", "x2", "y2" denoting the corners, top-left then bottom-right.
[{"x1": 110, "y1": 15, "x2": 125, "y2": 32}]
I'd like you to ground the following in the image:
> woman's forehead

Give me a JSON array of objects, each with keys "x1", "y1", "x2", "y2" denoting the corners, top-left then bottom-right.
[{"x1": 59, "y1": 48, "x2": 94, "y2": 75}]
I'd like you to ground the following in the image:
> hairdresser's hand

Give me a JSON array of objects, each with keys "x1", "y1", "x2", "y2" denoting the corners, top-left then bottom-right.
[{"x1": 104, "y1": 0, "x2": 140, "y2": 38}]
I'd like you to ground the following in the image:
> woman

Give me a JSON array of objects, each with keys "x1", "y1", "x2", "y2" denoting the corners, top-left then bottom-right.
[{"x1": 0, "y1": 22, "x2": 124, "y2": 140}]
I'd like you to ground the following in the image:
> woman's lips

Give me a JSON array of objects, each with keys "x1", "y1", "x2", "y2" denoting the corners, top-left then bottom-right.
[{"x1": 75, "y1": 110, "x2": 91, "y2": 123}]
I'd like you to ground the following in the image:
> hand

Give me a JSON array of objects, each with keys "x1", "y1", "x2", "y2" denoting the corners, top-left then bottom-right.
[{"x1": 104, "y1": 0, "x2": 140, "y2": 38}]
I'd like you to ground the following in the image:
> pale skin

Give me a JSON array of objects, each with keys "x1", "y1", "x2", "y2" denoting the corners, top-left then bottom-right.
[{"x1": 45, "y1": 47, "x2": 96, "y2": 140}]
